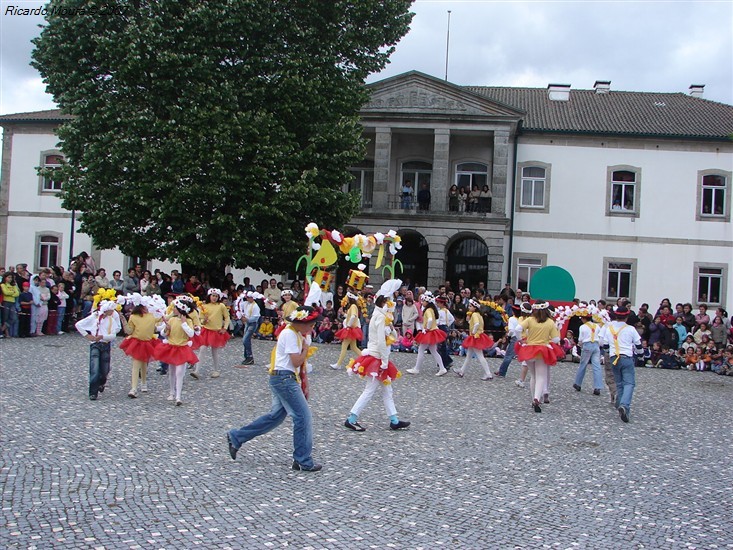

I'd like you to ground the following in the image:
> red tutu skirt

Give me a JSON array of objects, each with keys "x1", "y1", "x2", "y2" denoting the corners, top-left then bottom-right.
[
  {"x1": 348, "y1": 354, "x2": 401, "y2": 384},
  {"x1": 515, "y1": 343, "x2": 565, "y2": 366},
  {"x1": 154, "y1": 342, "x2": 199, "y2": 366},
  {"x1": 335, "y1": 327, "x2": 363, "y2": 341},
  {"x1": 462, "y1": 333, "x2": 494, "y2": 350},
  {"x1": 414, "y1": 328, "x2": 447, "y2": 345},
  {"x1": 119, "y1": 337, "x2": 160, "y2": 362},
  {"x1": 274, "y1": 323, "x2": 286, "y2": 338},
  {"x1": 197, "y1": 327, "x2": 231, "y2": 349}
]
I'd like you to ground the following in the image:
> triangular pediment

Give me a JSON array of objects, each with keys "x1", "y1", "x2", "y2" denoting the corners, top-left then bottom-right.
[{"x1": 362, "y1": 71, "x2": 523, "y2": 119}]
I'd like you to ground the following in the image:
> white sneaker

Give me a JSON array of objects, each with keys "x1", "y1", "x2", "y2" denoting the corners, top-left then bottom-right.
[
  {"x1": 435, "y1": 367, "x2": 447, "y2": 377},
  {"x1": 140, "y1": 384, "x2": 148, "y2": 393},
  {"x1": 514, "y1": 379, "x2": 525, "y2": 388},
  {"x1": 128, "y1": 389, "x2": 138, "y2": 398},
  {"x1": 329, "y1": 363, "x2": 340, "y2": 370},
  {"x1": 58, "y1": 331, "x2": 65, "y2": 335},
  {"x1": 210, "y1": 371, "x2": 221, "y2": 379},
  {"x1": 167, "y1": 394, "x2": 175, "y2": 401},
  {"x1": 405, "y1": 368, "x2": 420, "y2": 375}
]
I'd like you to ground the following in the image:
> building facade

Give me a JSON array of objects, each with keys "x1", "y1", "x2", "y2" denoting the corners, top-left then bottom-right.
[{"x1": 1, "y1": 71, "x2": 732, "y2": 307}]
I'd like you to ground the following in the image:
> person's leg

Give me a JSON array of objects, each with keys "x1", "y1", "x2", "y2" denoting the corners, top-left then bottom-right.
[
  {"x1": 457, "y1": 352, "x2": 471, "y2": 375},
  {"x1": 334, "y1": 339, "x2": 351, "y2": 368},
  {"x1": 476, "y1": 351, "x2": 492, "y2": 379},
  {"x1": 174, "y1": 363, "x2": 186, "y2": 402},
  {"x1": 409, "y1": 344, "x2": 428, "y2": 373},
  {"x1": 611, "y1": 358, "x2": 624, "y2": 409},
  {"x1": 168, "y1": 366, "x2": 177, "y2": 399},
  {"x1": 242, "y1": 321, "x2": 256, "y2": 362},
  {"x1": 30, "y1": 305, "x2": 37, "y2": 334},
  {"x1": 350, "y1": 377, "x2": 380, "y2": 419},
  {"x1": 56, "y1": 307, "x2": 65, "y2": 333},
  {"x1": 617, "y1": 356, "x2": 636, "y2": 412},
  {"x1": 429, "y1": 344, "x2": 445, "y2": 372},
  {"x1": 140, "y1": 361, "x2": 148, "y2": 390},
  {"x1": 349, "y1": 339, "x2": 361, "y2": 358},
  {"x1": 272, "y1": 375, "x2": 314, "y2": 468},
  {"x1": 533, "y1": 360, "x2": 548, "y2": 402},
  {"x1": 575, "y1": 344, "x2": 591, "y2": 388},
  {"x1": 211, "y1": 347, "x2": 221, "y2": 377},
  {"x1": 229, "y1": 390, "x2": 288, "y2": 449},
  {"x1": 130, "y1": 359, "x2": 144, "y2": 396},
  {"x1": 527, "y1": 360, "x2": 536, "y2": 398},
  {"x1": 590, "y1": 346, "x2": 603, "y2": 391},
  {"x1": 89, "y1": 343, "x2": 101, "y2": 399},
  {"x1": 99, "y1": 343, "x2": 111, "y2": 390},
  {"x1": 498, "y1": 337, "x2": 517, "y2": 377}
]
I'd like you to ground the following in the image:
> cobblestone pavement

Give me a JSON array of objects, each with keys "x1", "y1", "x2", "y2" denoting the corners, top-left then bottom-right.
[{"x1": 2, "y1": 334, "x2": 732, "y2": 549}]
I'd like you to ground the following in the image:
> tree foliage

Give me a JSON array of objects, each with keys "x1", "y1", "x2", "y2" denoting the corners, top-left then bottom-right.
[{"x1": 32, "y1": 0, "x2": 413, "y2": 273}]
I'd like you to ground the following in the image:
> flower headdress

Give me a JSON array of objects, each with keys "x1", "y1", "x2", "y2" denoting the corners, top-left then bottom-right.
[
  {"x1": 92, "y1": 288, "x2": 120, "y2": 312},
  {"x1": 532, "y1": 302, "x2": 550, "y2": 310},
  {"x1": 207, "y1": 288, "x2": 225, "y2": 298},
  {"x1": 287, "y1": 306, "x2": 320, "y2": 323},
  {"x1": 173, "y1": 296, "x2": 195, "y2": 314}
]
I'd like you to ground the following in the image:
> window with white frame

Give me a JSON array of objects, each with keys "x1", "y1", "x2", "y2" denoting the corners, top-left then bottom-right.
[
  {"x1": 347, "y1": 160, "x2": 374, "y2": 209},
  {"x1": 515, "y1": 161, "x2": 550, "y2": 213},
  {"x1": 41, "y1": 153, "x2": 64, "y2": 192},
  {"x1": 606, "y1": 166, "x2": 641, "y2": 216},
  {"x1": 455, "y1": 162, "x2": 488, "y2": 193},
  {"x1": 697, "y1": 170, "x2": 731, "y2": 222},
  {"x1": 604, "y1": 259, "x2": 636, "y2": 301},
  {"x1": 515, "y1": 255, "x2": 545, "y2": 293},
  {"x1": 695, "y1": 265, "x2": 726, "y2": 306},
  {"x1": 37, "y1": 234, "x2": 60, "y2": 269}
]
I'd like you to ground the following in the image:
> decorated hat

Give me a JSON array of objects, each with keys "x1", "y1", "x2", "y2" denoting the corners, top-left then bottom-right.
[
  {"x1": 613, "y1": 305, "x2": 631, "y2": 318},
  {"x1": 288, "y1": 305, "x2": 320, "y2": 324},
  {"x1": 436, "y1": 295, "x2": 449, "y2": 304},
  {"x1": 281, "y1": 289, "x2": 293, "y2": 297},
  {"x1": 377, "y1": 279, "x2": 402, "y2": 299},
  {"x1": 531, "y1": 301, "x2": 550, "y2": 310},
  {"x1": 511, "y1": 303, "x2": 522, "y2": 314},
  {"x1": 468, "y1": 299, "x2": 481, "y2": 309},
  {"x1": 520, "y1": 302, "x2": 533, "y2": 314}
]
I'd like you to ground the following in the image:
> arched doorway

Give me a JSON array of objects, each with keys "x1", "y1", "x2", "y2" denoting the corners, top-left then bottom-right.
[
  {"x1": 395, "y1": 230, "x2": 428, "y2": 288},
  {"x1": 446, "y1": 235, "x2": 489, "y2": 292}
]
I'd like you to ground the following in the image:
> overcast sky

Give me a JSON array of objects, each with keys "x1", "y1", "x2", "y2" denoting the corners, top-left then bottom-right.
[{"x1": 1, "y1": 0, "x2": 731, "y2": 116}]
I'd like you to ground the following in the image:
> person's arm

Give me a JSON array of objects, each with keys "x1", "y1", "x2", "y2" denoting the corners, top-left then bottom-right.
[
  {"x1": 221, "y1": 303, "x2": 231, "y2": 331},
  {"x1": 181, "y1": 317, "x2": 195, "y2": 338}
]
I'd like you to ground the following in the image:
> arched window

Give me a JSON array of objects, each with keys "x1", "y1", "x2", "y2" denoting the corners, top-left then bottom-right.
[
  {"x1": 455, "y1": 162, "x2": 488, "y2": 192},
  {"x1": 40, "y1": 152, "x2": 64, "y2": 192},
  {"x1": 446, "y1": 236, "x2": 488, "y2": 291},
  {"x1": 37, "y1": 234, "x2": 60, "y2": 270},
  {"x1": 395, "y1": 231, "x2": 428, "y2": 287}
]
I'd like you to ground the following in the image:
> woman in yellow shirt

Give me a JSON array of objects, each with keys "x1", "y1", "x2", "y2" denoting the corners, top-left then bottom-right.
[
  {"x1": 120, "y1": 297, "x2": 160, "y2": 398},
  {"x1": 154, "y1": 296, "x2": 198, "y2": 406},
  {"x1": 330, "y1": 293, "x2": 363, "y2": 369},
  {"x1": 406, "y1": 292, "x2": 448, "y2": 376},
  {"x1": 456, "y1": 300, "x2": 495, "y2": 380},
  {"x1": 1, "y1": 272, "x2": 20, "y2": 337},
  {"x1": 517, "y1": 302, "x2": 563, "y2": 412},
  {"x1": 195, "y1": 289, "x2": 231, "y2": 379}
]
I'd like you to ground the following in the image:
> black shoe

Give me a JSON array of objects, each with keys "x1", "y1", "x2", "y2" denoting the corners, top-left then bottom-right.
[
  {"x1": 227, "y1": 433, "x2": 238, "y2": 460},
  {"x1": 241, "y1": 357, "x2": 254, "y2": 366},
  {"x1": 160, "y1": 369, "x2": 168, "y2": 375},
  {"x1": 98, "y1": 385, "x2": 105, "y2": 393},
  {"x1": 618, "y1": 406, "x2": 629, "y2": 423},
  {"x1": 593, "y1": 389, "x2": 601, "y2": 396},
  {"x1": 344, "y1": 419, "x2": 366, "y2": 432},
  {"x1": 573, "y1": 384, "x2": 581, "y2": 392},
  {"x1": 292, "y1": 461, "x2": 322, "y2": 472},
  {"x1": 532, "y1": 399, "x2": 542, "y2": 413},
  {"x1": 89, "y1": 394, "x2": 97, "y2": 401},
  {"x1": 543, "y1": 393, "x2": 550, "y2": 404},
  {"x1": 389, "y1": 420, "x2": 410, "y2": 430}
]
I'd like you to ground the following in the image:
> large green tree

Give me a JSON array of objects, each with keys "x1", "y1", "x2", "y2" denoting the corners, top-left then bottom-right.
[{"x1": 32, "y1": 0, "x2": 413, "y2": 273}]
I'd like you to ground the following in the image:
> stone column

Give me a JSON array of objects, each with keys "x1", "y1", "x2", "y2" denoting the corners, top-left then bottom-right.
[
  {"x1": 431, "y1": 129, "x2": 450, "y2": 212},
  {"x1": 425, "y1": 234, "x2": 447, "y2": 290},
  {"x1": 492, "y1": 130, "x2": 510, "y2": 215},
  {"x1": 372, "y1": 127, "x2": 391, "y2": 210}
]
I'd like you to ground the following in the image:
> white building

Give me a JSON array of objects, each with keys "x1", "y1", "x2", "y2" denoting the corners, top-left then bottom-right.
[{"x1": 1, "y1": 72, "x2": 732, "y2": 308}]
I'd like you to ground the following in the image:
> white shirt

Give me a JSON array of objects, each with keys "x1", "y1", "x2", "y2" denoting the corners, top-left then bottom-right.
[
  {"x1": 275, "y1": 326, "x2": 311, "y2": 372},
  {"x1": 75, "y1": 311, "x2": 121, "y2": 343},
  {"x1": 320, "y1": 290, "x2": 333, "y2": 308},
  {"x1": 235, "y1": 298, "x2": 260, "y2": 322},
  {"x1": 599, "y1": 321, "x2": 642, "y2": 357},
  {"x1": 506, "y1": 316, "x2": 523, "y2": 340},
  {"x1": 578, "y1": 322, "x2": 600, "y2": 345},
  {"x1": 364, "y1": 306, "x2": 390, "y2": 365},
  {"x1": 438, "y1": 307, "x2": 454, "y2": 327}
]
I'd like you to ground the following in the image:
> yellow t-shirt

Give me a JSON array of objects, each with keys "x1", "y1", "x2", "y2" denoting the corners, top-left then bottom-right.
[
  {"x1": 281, "y1": 300, "x2": 298, "y2": 320},
  {"x1": 202, "y1": 302, "x2": 230, "y2": 331},
  {"x1": 167, "y1": 317, "x2": 194, "y2": 346},
  {"x1": 469, "y1": 311, "x2": 485, "y2": 337},
  {"x1": 423, "y1": 308, "x2": 437, "y2": 331},
  {"x1": 519, "y1": 317, "x2": 560, "y2": 345},
  {"x1": 1, "y1": 283, "x2": 20, "y2": 303},
  {"x1": 258, "y1": 320, "x2": 274, "y2": 336},
  {"x1": 126, "y1": 312, "x2": 157, "y2": 341}
]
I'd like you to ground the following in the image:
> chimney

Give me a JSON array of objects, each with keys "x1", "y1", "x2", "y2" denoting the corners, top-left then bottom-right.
[
  {"x1": 594, "y1": 80, "x2": 611, "y2": 94},
  {"x1": 689, "y1": 84, "x2": 705, "y2": 98},
  {"x1": 547, "y1": 83, "x2": 571, "y2": 101}
]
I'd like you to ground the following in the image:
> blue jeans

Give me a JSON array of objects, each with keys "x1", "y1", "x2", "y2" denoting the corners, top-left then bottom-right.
[
  {"x1": 611, "y1": 355, "x2": 636, "y2": 412},
  {"x1": 89, "y1": 342, "x2": 111, "y2": 398},
  {"x1": 2, "y1": 303, "x2": 18, "y2": 337},
  {"x1": 437, "y1": 325, "x2": 452, "y2": 367},
  {"x1": 575, "y1": 342, "x2": 603, "y2": 389},
  {"x1": 82, "y1": 300, "x2": 93, "y2": 319},
  {"x1": 242, "y1": 320, "x2": 258, "y2": 359},
  {"x1": 229, "y1": 371, "x2": 314, "y2": 467},
  {"x1": 56, "y1": 306, "x2": 66, "y2": 333},
  {"x1": 498, "y1": 337, "x2": 517, "y2": 377}
]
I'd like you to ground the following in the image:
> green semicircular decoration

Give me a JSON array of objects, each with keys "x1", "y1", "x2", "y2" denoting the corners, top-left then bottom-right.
[{"x1": 529, "y1": 266, "x2": 576, "y2": 302}]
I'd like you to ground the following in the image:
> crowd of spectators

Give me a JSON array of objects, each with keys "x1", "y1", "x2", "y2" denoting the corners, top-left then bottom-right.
[{"x1": 2, "y1": 258, "x2": 732, "y2": 376}]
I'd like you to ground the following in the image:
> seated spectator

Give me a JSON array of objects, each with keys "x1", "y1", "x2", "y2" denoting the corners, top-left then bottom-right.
[
  {"x1": 316, "y1": 317, "x2": 334, "y2": 344},
  {"x1": 710, "y1": 316, "x2": 727, "y2": 348},
  {"x1": 695, "y1": 304, "x2": 711, "y2": 330},
  {"x1": 672, "y1": 317, "x2": 688, "y2": 348},
  {"x1": 638, "y1": 340, "x2": 651, "y2": 367},
  {"x1": 255, "y1": 317, "x2": 274, "y2": 340},
  {"x1": 718, "y1": 348, "x2": 733, "y2": 375},
  {"x1": 693, "y1": 322, "x2": 712, "y2": 345},
  {"x1": 684, "y1": 346, "x2": 699, "y2": 371},
  {"x1": 95, "y1": 268, "x2": 110, "y2": 289},
  {"x1": 399, "y1": 330, "x2": 416, "y2": 353}
]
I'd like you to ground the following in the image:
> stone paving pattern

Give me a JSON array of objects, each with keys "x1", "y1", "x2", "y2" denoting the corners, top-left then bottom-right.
[{"x1": 2, "y1": 334, "x2": 732, "y2": 549}]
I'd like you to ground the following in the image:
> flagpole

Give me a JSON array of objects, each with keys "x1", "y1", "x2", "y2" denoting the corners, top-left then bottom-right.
[{"x1": 444, "y1": 10, "x2": 452, "y2": 81}]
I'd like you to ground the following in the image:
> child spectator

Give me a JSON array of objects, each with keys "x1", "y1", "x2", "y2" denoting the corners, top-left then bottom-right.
[
  {"x1": 672, "y1": 317, "x2": 688, "y2": 348},
  {"x1": 685, "y1": 346, "x2": 699, "y2": 371},
  {"x1": 710, "y1": 316, "x2": 726, "y2": 348},
  {"x1": 638, "y1": 339, "x2": 651, "y2": 367},
  {"x1": 717, "y1": 348, "x2": 733, "y2": 375},
  {"x1": 18, "y1": 282, "x2": 33, "y2": 338},
  {"x1": 316, "y1": 317, "x2": 334, "y2": 344},
  {"x1": 681, "y1": 334, "x2": 696, "y2": 351},
  {"x1": 693, "y1": 322, "x2": 712, "y2": 345},
  {"x1": 399, "y1": 330, "x2": 416, "y2": 353},
  {"x1": 649, "y1": 341, "x2": 664, "y2": 367},
  {"x1": 255, "y1": 317, "x2": 274, "y2": 340}
]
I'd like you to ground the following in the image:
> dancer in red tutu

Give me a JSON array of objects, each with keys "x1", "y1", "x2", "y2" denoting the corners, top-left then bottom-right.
[
  {"x1": 406, "y1": 291, "x2": 448, "y2": 376},
  {"x1": 155, "y1": 296, "x2": 199, "y2": 406},
  {"x1": 344, "y1": 279, "x2": 409, "y2": 432},
  {"x1": 194, "y1": 288, "x2": 231, "y2": 379},
  {"x1": 330, "y1": 292, "x2": 363, "y2": 370},
  {"x1": 119, "y1": 294, "x2": 161, "y2": 398},
  {"x1": 455, "y1": 299, "x2": 495, "y2": 380},
  {"x1": 516, "y1": 302, "x2": 562, "y2": 413}
]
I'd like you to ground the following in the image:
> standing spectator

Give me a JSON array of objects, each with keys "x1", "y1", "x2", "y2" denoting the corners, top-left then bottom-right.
[
  {"x1": 478, "y1": 184, "x2": 492, "y2": 213},
  {"x1": 468, "y1": 184, "x2": 480, "y2": 212},
  {"x1": 448, "y1": 184, "x2": 459, "y2": 212},
  {"x1": 695, "y1": 304, "x2": 711, "y2": 330},
  {"x1": 78, "y1": 251, "x2": 97, "y2": 275},
  {"x1": 170, "y1": 271, "x2": 184, "y2": 294},
  {"x1": 401, "y1": 180, "x2": 414, "y2": 210},
  {"x1": 263, "y1": 279, "x2": 282, "y2": 319},
  {"x1": 56, "y1": 282, "x2": 69, "y2": 334},
  {"x1": 18, "y1": 282, "x2": 33, "y2": 338},
  {"x1": 31, "y1": 276, "x2": 50, "y2": 336},
  {"x1": 159, "y1": 273, "x2": 172, "y2": 297},
  {"x1": 80, "y1": 274, "x2": 98, "y2": 318},
  {"x1": 46, "y1": 285, "x2": 60, "y2": 335},
  {"x1": 710, "y1": 317, "x2": 727, "y2": 348},
  {"x1": 457, "y1": 187, "x2": 467, "y2": 212},
  {"x1": 14, "y1": 263, "x2": 31, "y2": 289},
  {"x1": 416, "y1": 182, "x2": 431, "y2": 211},
  {"x1": 1, "y1": 272, "x2": 20, "y2": 337},
  {"x1": 672, "y1": 317, "x2": 688, "y2": 348}
]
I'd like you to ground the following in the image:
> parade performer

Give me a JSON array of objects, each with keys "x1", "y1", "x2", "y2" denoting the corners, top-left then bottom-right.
[
  {"x1": 155, "y1": 296, "x2": 199, "y2": 406},
  {"x1": 496, "y1": 303, "x2": 525, "y2": 378},
  {"x1": 406, "y1": 291, "x2": 448, "y2": 376},
  {"x1": 512, "y1": 302, "x2": 534, "y2": 387},
  {"x1": 516, "y1": 302, "x2": 563, "y2": 413},
  {"x1": 195, "y1": 288, "x2": 231, "y2": 379},
  {"x1": 455, "y1": 299, "x2": 495, "y2": 380},
  {"x1": 227, "y1": 305, "x2": 322, "y2": 472},
  {"x1": 330, "y1": 292, "x2": 363, "y2": 370},
  {"x1": 573, "y1": 309, "x2": 603, "y2": 395},
  {"x1": 75, "y1": 291, "x2": 123, "y2": 401},
  {"x1": 119, "y1": 293, "x2": 162, "y2": 398},
  {"x1": 234, "y1": 291, "x2": 260, "y2": 366},
  {"x1": 344, "y1": 279, "x2": 410, "y2": 432},
  {"x1": 435, "y1": 295, "x2": 455, "y2": 371},
  {"x1": 599, "y1": 306, "x2": 643, "y2": 423}
]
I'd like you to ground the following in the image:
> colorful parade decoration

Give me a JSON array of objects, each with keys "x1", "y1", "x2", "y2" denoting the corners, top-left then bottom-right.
[
  {"x1": 297, "y1": 223, "x2": 404, "y2": 284},
  {"x1": 553, "y1": 302, "x2": 611, "y2": 332}
]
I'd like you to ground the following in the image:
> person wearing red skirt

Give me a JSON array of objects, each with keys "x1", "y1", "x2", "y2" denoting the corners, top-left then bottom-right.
[
  {"x1": 344, "y1": 280, "x2": 409, "y2": 432},
  {"x1": 330, "y1": 293, "x2": 363, "y2": 370},
  {"x1": 155, "y1": 296, "x2": 199, "y2": 406},
  {"x1": 455, "y1": 300, "x2": 495, "y2": 380},
  {"x1": 406, "y1": 292, "x2": 447, "y2": 376},
  {"x1": 516, "y1": 302, "x2": 562, "y2": 412},
  {"x1": 119, "y1": 297, "x2": 160, "y2": 398},
  {"x1": 194, "y1": 289, "x2": 231, "y2": 379}
]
